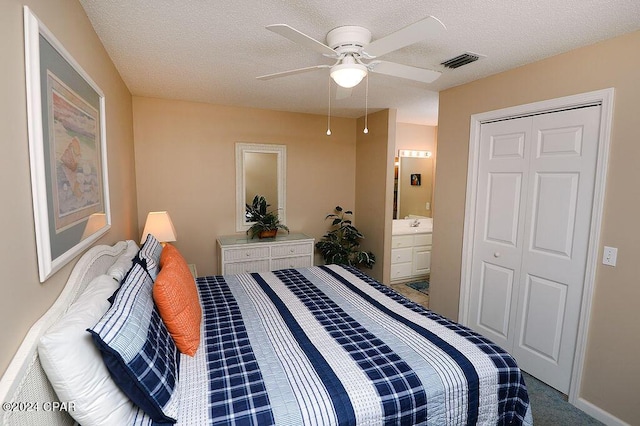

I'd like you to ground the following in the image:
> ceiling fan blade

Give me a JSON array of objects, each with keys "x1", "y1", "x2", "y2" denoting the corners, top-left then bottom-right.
[
  {"x1": 256, "y1": 65, "x2": 330, "y2": 81},
  {"x1": 266, "y1": 24, "x2": 337, "y2": 57},
  {"x1": 368, "y1": 61, "x2": 441, "y2": 83},
  {"x1": 335, "y1": 86, "x2": 352, "y2": 100},
  {"x1": 361, "y1": 16, "x2": 446, "y2": 58}
]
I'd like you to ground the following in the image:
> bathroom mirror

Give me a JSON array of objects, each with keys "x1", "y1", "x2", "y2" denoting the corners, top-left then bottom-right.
[
  {"x1": 235, "y1": 143, "x2": 286, "y2": 232},
  {"x1": 394, "y1": 150, "x2": 433, "y2": 219}
]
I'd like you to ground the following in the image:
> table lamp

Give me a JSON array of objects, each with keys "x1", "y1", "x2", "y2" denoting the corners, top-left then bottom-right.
[{"x1": 141, "y1": 211, "x2": 177, "y2": 245}]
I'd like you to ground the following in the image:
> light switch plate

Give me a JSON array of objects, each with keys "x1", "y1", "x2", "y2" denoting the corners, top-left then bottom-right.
[{"x1": 602, "y1": 246, "x2": 618, "y2": 266}]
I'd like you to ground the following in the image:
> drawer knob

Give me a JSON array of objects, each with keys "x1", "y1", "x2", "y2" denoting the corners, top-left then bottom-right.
[
  {"x1": 246, "y1": 252, "x2": 250, "y2": 256},
  {"x1": 494, "y1": 252, "x2": 500, "y2": 258},
  {"x1": 290, "y1": 248, "x2": 294, "y2": 253}
]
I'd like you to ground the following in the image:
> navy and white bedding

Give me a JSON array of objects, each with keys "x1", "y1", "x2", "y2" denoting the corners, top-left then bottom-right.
[{"x1": 148, "y1": 264, "x2": 532, "y2": 425}]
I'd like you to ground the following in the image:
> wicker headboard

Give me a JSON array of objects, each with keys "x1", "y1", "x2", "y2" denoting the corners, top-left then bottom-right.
[{"x1": 0, "y1": 241, "x2": 134, "y2": 426}]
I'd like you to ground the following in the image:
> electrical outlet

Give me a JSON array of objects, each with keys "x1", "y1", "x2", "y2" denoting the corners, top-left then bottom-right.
[
  {"x1": 602, "y1": 246, "x2": 618, "y2": 266},
  {"x1": 425, "y1": 202, "x2": 431, "y2": 210}
]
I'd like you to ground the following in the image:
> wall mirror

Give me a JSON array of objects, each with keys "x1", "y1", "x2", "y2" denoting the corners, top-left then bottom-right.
[
  {"x1": 235, "y1": 143, "x2": 286, "y2": 232},
  {"x1": 394, "y1": 150, "x2": 433, "y2": 219}
]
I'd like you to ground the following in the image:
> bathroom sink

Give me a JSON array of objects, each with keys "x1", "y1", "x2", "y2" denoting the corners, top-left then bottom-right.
[{"x1": 392, "y1": 218, "x2": 433, "y2": 235}]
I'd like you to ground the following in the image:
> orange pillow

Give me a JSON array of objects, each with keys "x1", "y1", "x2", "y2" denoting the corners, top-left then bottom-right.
[{"x1": 153, "y1": 244, "x2": 202, "y2": 356}]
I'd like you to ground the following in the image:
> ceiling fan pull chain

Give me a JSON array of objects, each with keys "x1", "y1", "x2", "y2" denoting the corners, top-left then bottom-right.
[
  {"x1": 363, "y1": 73, "x2": 369, "y2": 134},
  {"x1": 326, "y1": 76, "x2": 332, "y2": 136}
]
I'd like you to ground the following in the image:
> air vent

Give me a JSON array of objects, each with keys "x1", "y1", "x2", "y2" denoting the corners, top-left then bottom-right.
[{"x1": 441, "y1": 52, "x2": 482, "y2": 69}]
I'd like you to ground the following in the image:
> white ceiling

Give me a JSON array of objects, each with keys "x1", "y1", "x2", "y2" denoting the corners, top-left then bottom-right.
[{"x1": 78, "y1": 0, "x2": 640, "y2": 126}]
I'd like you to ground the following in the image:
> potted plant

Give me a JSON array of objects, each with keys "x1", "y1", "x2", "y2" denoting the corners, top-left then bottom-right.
[
  {"x1": 245, "y1": 195, "x2": 289, "y2": 239},
  {"x1": 315, "y1": 206, "x2": 375, "y2": 269}
]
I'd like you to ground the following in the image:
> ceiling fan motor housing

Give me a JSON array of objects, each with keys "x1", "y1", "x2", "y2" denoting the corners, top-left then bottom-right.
[{"x1": 326, "y1": 26, "x2": 372, "y2": 55}]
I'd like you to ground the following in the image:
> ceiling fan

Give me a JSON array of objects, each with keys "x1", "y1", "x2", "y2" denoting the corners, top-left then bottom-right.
[{"x1": 257, "y1": 16, "x2": 447, "y2": 89}]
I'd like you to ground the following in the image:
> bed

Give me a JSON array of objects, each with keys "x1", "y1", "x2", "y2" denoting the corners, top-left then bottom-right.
[{"x1": 0, "y1": 239, "x2": 532, "y2": 425}]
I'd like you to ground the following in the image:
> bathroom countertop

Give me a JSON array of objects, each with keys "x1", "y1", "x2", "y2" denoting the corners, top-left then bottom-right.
[{"x1": 392, "y1": 218, "x2": 433, "y2": 235}]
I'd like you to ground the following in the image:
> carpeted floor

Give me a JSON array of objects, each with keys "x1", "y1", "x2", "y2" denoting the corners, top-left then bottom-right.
[{"x1": 523, "y1": 372, "x2": 603, "y2": 425}]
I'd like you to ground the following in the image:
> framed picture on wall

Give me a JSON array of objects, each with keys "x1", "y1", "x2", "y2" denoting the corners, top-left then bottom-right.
[
  {"x1": 410, "y1": 173, "x2": 421, "y2": 186},
  {"x1": 24, "y1": 6, "x2": 110, "y2": 282}
]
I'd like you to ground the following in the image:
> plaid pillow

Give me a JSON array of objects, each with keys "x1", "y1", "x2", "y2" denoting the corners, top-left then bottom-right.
[
  {"x1": 88, "y1": 262, "x2": 180, "y2": 423},
  {"x1": 138, "y1": 234, "x2": 163, "y2": 279}
]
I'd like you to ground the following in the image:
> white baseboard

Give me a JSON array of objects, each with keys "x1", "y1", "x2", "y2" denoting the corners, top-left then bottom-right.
[{"x1": 574, "y1": 397, "x2": 630, "y2": 426}]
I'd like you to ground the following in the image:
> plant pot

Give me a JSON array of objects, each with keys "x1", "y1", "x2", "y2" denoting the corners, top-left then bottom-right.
[{"x1": 258, "y1": 229, "x2": 278, "y2": 239}]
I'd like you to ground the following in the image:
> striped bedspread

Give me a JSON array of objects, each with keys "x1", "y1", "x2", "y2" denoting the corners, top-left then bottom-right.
[{"x1": 172, "y1": 265, "x2": 532, "y2": 425}]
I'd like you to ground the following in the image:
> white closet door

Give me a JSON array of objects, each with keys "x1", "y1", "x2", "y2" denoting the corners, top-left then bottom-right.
[
  {"x1": 511, "y1": 106, "x2": 601, "y2": 392},
  {"x1": 469, "y1": 106, "x2": 601, "y2": 394},
  {"x1": 468, "y1": 117, "x2": 532, "y2": 350}
]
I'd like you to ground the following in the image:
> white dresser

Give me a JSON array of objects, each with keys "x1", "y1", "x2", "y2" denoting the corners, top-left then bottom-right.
[
  {"x1": 217, "y1": 233, "x2": 315, "y2": 275},
  {"x1": 390, "y1": 232, "x2": 432, "y2": 283}
]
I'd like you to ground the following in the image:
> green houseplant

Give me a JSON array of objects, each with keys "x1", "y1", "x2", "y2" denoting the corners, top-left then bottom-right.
[
  {"x1": 245, "y1": 195, "x2": 289, "y2": 239},
  {"x1": 315, "y1": 206, "x2": 375, "y2": 269}
]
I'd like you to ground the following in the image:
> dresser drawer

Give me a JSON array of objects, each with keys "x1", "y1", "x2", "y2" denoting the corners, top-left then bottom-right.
[
  {"x1": 391, "y1": 247, "x2": 412, "y2": 264},
  {"x1": 223, "y1": 246, "x2": 270, "y2": 262},
  {"x1": 271, "y1": 243, "x2": 313, "y2": 258},
  {"x1": 224, "y1": 259, "x2": 270, "y2": 275},
  {"x1": 217, "y1": 234, "x2": 315, "y2": 275},
  {"x1": 272, "y1": 256, "x2": 312, "y2": 270}
]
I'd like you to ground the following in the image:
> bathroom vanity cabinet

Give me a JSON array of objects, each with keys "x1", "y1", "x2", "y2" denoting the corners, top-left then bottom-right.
[{"x1": 390, "y1": 232, "x2": 432, "y2": 283}]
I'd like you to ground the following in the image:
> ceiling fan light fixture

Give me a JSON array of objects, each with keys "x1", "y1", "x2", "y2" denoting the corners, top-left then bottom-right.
[{"x1": 330, "y1": 63, "x2": 367, "y2": 88}]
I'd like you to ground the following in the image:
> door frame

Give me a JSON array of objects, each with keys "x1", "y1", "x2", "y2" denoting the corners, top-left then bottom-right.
[{"x1": 459, "y1": 88, "x2": 614, "y2": 406}]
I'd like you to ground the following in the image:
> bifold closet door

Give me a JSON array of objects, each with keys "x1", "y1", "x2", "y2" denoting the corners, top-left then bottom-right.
[
  {"x1": 468, "y1": 105, "x2": 601, "y2": 393},
  {"x1": 468, "y1": 116, "x2": 531, "y2": 352}
]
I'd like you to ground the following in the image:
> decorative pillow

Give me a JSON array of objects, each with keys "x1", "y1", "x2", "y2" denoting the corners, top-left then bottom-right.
[
  {"x1": 154, "y1": 243, "x2": 202, "y2": 356},
  {"x1": 88, "y1": 262, "x2": 180, "y2": 423},
  {"x1": 38, "y1": 275, "x2": 138, "y2": 426},
  {"x1": 106, "y1": 255, "x2": 147, "y2": 305},
  {"x1": 137, "y1": 234, "x2": 163, "y2": 279},
  {"x1": 106, "y1": 240, "x2": 139, "y2": 282}
]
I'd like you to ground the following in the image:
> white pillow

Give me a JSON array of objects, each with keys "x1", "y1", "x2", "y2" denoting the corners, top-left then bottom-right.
[
  {"x1": 38, "y1": 274, "x2": 138, "y2": 426},
  {"x1": 106, "y1": 240, "x2": 139, "y2": 282}
]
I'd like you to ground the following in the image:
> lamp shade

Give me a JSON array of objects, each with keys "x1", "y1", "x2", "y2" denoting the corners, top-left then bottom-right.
[
  {"x1": 330, "y1": 63, "x2": 367, "y2": 88},
  {"x1": 141, "y1": 211, "x2": 177, "y2": 244}
]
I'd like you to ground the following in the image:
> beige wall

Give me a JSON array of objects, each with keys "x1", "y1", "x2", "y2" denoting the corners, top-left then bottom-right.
[
  {"x1": 432, "y1": 30, "x2": 640, "y2": 423},
  {"x1": 0, "y1": 0, "x2": 137, "y2": 375},
  {"x1": 132, "y1": 97, "x2": 357, "y2": 276},
  {"x1": 355, "y1": 110, "x2": 396, "y2": 283},
  {"x1": 396, "y1": 122, "x2": 437, "y2": 153}
]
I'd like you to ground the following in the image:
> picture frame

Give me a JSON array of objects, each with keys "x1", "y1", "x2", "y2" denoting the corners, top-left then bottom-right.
[
  {"x1": 410, "y1": 173, "x2": 421, "y2": 186},
  {"x1": 24, "y1": 7, "x2": 110, "y2": 282}
]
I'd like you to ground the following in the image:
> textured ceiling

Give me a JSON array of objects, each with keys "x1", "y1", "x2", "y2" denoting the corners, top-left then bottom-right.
[{"x1": 79, "y1": 0, "x2": 640, "y2": 126}]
